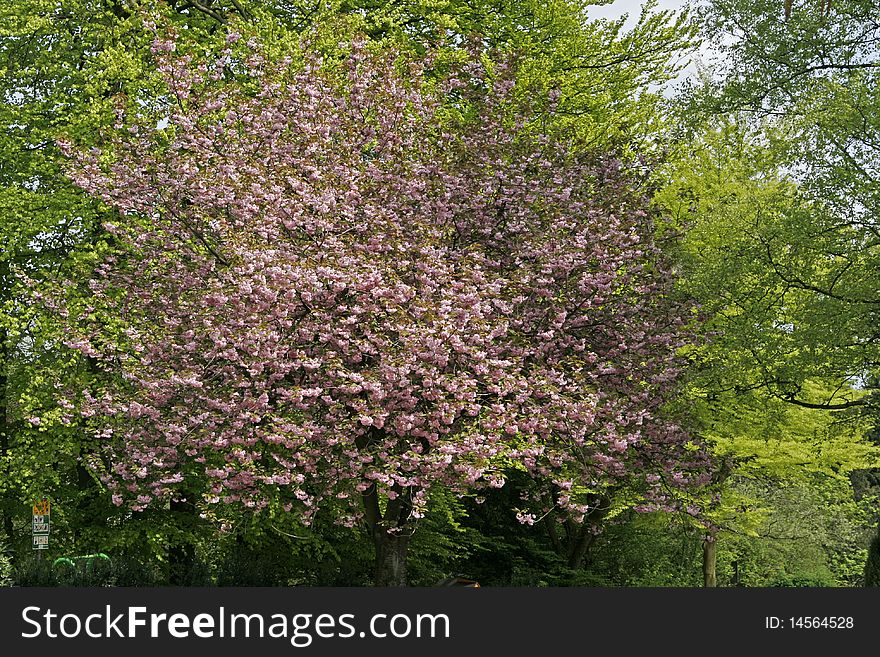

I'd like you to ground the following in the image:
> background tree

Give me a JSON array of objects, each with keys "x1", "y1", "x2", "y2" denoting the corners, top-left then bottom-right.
[
  {"x1": 656, "y1": 117, "x2": 880, "y2": 585},
  {"x1": 684, "y1": 0, "x2": 880, "y2": 417},
  {"x1": 695, "y1": 0, "x2": 880, "y2": 580}
]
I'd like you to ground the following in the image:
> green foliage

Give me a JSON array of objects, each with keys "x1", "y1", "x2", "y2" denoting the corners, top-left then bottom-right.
[
  {"x1": 655, "y1": 108, "x2": 879, "y2": 586},
  {"x1": 583, "y1": 474, "x2": 871, "y2": 588},
  {"x1": 768, "y1": 572, "x2": 838, "y2": 588},
  {"x1": 718, "y1": 478, "x2": 872, "y2": 587},
  {"x1": 405, "y1": 492, "x2": 480, "y2": 587},
  {"x1": 585, "y1": 512, "x2": 704, "y2": 587},
  {"x1": 214, "y1": 536, "x2": 304, "y2": 587},
  {"x1": 678, "y1": 1, "x2": 880, "y2": 415},
  {"x1": 451, "y1": 473, "x2": 571, "y2": 587}
]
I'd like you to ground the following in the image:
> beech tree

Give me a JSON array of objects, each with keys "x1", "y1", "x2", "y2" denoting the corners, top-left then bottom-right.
[
  {"x1": 54, "y1": 29, "x2": 703, "y2": 585},
  {"x1": 684, "y1": 0, "x2": 880, "y2": 415}
]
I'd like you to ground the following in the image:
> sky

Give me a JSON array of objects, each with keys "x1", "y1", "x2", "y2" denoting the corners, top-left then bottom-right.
[
  {"x1": 586, "y1": 0, "x2": 688, "y2": 26},
  {"x1": 585, "y1": 0, "x2": 704, "y2": 90}
]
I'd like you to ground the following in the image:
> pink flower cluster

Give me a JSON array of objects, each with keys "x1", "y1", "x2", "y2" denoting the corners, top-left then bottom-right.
[{"x1": 59, "y1": 33, "x2": 707, "y2": 529}]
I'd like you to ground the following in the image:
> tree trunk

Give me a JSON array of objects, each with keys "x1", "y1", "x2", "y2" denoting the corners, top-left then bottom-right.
[
  {"x1": 360, "y1": 473, "x2": 413, "y2": 587},
  {"x1": 863, "y1": 523, "x2": 880, "y2": 586},
  {"x1": 0, "y1": 258, "x2": 12, "y2": 547},
  {"x1": 567, "y1": 524, "x2": 598, "y2": 570},
  {"x1": 545, "y1": 493, "x2": 611, "y2": 571},
  {"x1": 73, "y1": 461, "x2": 105, "y2": 544},
  {"x1": 0, "y1": 429, "x2": 11, "y2": 545},
  {"x1": 703, "y1": 536, "x2": 717, "y2": 588},
  {"x1": 168, "y1": 498, "x2": 197, "y2": 585},
  {"x1": 373, "y1": 529, "x2": 410, "y2": 587}
]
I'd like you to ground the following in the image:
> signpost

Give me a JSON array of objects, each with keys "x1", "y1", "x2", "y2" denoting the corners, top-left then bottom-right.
[{"x1": 32, "y1": 498, "x2": 50, "y2": 557}]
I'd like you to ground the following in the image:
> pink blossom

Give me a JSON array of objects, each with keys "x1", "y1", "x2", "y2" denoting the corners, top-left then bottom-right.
[{"x1": 54, "y1": 31, "x2": 706, "y2": 535}]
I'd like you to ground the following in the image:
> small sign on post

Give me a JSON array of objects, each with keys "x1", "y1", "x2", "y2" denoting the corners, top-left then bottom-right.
[{"x1": 32, "y1": 498, "x2": 50, "y2": 553}]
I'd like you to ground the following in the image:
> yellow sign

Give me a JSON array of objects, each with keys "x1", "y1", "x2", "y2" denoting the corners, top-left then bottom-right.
[{"x1": 32, "y1": 499, "x2": 50, "y2": 516}]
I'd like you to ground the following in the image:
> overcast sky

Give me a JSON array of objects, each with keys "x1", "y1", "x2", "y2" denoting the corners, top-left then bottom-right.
[
  {"x1": 587, "y1": 0, "x2": 688, "y2": 25},
  {"x1": 586, "y1": 0, "x2": 702, "y2": 90}
]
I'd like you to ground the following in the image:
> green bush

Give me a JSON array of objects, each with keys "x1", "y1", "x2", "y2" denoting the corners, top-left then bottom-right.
[
  {"x1": 768, "y1": 570, "x2": 838, "y2": 588},
  {"x1": 13, "y1": 555, "x2": 56, "y2": 586},
  {"x1": 13, "y1": 552, "x2": 168, "y2": 586}
]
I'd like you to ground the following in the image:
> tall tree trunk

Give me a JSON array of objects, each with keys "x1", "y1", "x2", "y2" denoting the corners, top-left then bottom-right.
[
  {"x1": 168, "y1": 497, "x2": 197, "y2": 585},
  {"x1": 361, "y1": 475, "x2": 413, "y2": 587},
  {"x1": 566, "y1": 523, "x2": 598, "y2": 570},
  {"x1": 0, "y1": 410, "x2": 11, "y2": 545},
  {"x1": 0, "y1": 259, "x2": 13, "y2": 546},
  {"x1": 545, "y1": 493, "x2": 612, "y2": 571},
  {"x1": 373, "y1": 529, "x2": 410, "y2": 587},
  {"x1": 863, "y1": 523, "x2": 880, "y2": 586},
  {"x1": 73, "y1": 461, "x2": 105, "y2": 543},
  {"x1": 701, "y1": 460, "x2": 732, "y2": 588},
  {"x1": 703, "y1": 535, "x2": 717, "y2": 588}
]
